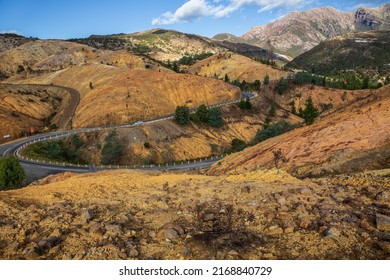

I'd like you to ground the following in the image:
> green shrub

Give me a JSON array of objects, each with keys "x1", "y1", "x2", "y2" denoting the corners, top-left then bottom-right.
[
  {"x1": 231, "y1": 138, "x2": 247, "y2": 152},
  {"x1": 269, "y1": 104, "x2": 276, "y2": 117},
  {"x1": 28, "y1": 140, "x2": 84, "y2": 164},
  {"x1": 101, "y1": 130, "x2": 123, "y2": 165},
  {"x1": 49, "y1": 124, "x2": 58, "y2": 130},
  {"x1": 0, "y1": 156, "x2": 25, "y2": 190},
  {"x1": 175, "y1": 105, "x2": 190, "y2": 125},
  {"x1": 196, "y1": 104, "x2": 209, "y2": 123},
  {"x1": 253, "y1": 120, "x2": 293, "y2": 144},
  {"x1": 253, "y1": 80, "x2": 261, "y2": 89},
  {"x1": 238, "y1": 98, "x2": 252, "y2": 110},
  {"x1": 190, "y1": 113, "x2": 201, "y2": 123},
  {"x1": 210, "y1": 143, "x2": 219, "y2": 154},
  {"x1": 264, "y1": 74, "x2": 270, "y2": 85},
  {"x1": 208, "y1": 108, "x2": 223, "y2": 128},
  {"x1": 177, "y1": 53, "x2": 213, "y2": 66},
  {"x1": 71, "y1": 135, "x2": 84, "y2": 149},
  {"x1": 16, "y1": 65, "x2": 25, "y2": 73}
]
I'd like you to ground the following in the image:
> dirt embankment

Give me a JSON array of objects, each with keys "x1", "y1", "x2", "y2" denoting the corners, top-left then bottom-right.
[
  {"x1": 0, "y1": 169, "x2": 389, "y2": 260},
  {"x1": 0, "y1": 84, "x2": 73, "y2": 143},
  {"x1": 208, "y1": 85, "x2": 390, "y2": 177}
]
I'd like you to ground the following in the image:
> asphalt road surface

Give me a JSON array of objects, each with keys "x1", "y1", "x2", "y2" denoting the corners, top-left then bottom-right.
[{"x1": 1, "y1": 89, "x2": 256, "y2": 182}]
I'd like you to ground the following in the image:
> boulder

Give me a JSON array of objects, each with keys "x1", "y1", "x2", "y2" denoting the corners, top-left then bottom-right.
[{"x1": 376, "y1": 214, "x2": 390, "y2": 232}]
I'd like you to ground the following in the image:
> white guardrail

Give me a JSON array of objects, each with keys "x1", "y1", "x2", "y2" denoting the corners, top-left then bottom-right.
[{"x1": 14, "y1": 94, "x2": 254, "y2": 170}]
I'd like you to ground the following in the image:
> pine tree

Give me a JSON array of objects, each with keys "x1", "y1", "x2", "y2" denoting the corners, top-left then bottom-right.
[
  {"x1": 172, "y1": 61, "x2": 179, "y2": 73},
  {"x1": 269, "y1": 104, "x2": 276, "y2": 117},
  {"x1": 224, "y1": 74, "x2": 230, "y2": 83},
  {"x1": 264, "y1": 74, "x2": 270, "y2": 85},
  {"x1": 301, "y1": 97, "x2": 319, "y2": 125},
  {"x1": 277, "y1": 77, "x2": 288, "y2": 94}
]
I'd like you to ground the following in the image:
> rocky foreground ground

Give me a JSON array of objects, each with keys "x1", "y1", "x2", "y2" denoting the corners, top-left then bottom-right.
[{"x1": 0, "y1": 169, "x2": 389, "y2": 260}]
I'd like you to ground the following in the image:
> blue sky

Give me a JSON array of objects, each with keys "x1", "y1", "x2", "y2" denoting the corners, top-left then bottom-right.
[{"x1": 0, "y1": 0, "x2": 388, "y2": 39}]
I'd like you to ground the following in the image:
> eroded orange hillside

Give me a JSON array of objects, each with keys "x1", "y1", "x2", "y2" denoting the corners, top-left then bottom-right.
[
  {"x1": 11, "y1": 64, "x2": 240, "y2": 128},
  {"x1": 263, "y1": 84, "x2": 380, "y2": 114},
  {"x1": 0, "y1": 84, "x2": 72, "y2": 143},
  {"x1": 209, "y1": 85, "x2": 390, "y2": 176},
  {"x1": 188, "y1": 52, "x2": 289, "y2": 82},
  {"x1": 0, "y1": 38, "x2": 162, "y2": 80},
  {"x1": 0, "y1": 40, "x2": 97, "y2": 78}
]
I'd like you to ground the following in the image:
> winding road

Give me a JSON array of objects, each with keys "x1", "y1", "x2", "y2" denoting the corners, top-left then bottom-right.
[{"x1": 0, "y1": 85, "x2": 255, "y2": 181}]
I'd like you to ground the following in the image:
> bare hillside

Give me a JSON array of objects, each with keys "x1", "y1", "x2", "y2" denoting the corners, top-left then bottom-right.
[
  {"x1": 0, "y1": 168, "x2": 389, "y2": 260},
  {"x1": 10, "y1": 64, "x2": 240, "y2": 128},
  {"x1": 0, "y1": 84, "x2": 72, "y2": 143},
  {"x1": 209, "y1": 85, "x2": 390, "y2": 177},
  {"x1": 188, "y1": 52, "x2": 289, "y2": 83}
]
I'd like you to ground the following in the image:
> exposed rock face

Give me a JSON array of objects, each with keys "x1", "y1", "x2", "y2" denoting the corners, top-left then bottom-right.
[
  {"x1": 355, "y1": 4, "x2": 390, "y2": 29},
  {"x1": 238, "y1": 5, "x2": 390, "y2": 57},
  {"x1": 242, "y1": 7, "x2": 355, "y2": 57}
]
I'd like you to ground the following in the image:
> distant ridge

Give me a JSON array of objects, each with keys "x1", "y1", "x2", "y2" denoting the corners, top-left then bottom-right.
[{"x1": 214, "y1": 4, "x2": 390, "y2": 57}]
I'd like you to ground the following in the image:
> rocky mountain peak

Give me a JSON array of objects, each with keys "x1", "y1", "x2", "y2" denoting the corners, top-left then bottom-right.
[
  {"x1": 241, "y1": 6, "x2": 355, "y2": 57},
  {"x1": 236, "y1": 4, "x2": 390, "y2": 57},
  {"x1": 354, "y1": 4, "x2": 390, "y2": 29}
]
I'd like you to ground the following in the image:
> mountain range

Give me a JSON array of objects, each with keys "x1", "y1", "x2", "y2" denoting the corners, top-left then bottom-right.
[{"x1": 214, "y1": 4, "x2": 390, "y2": 57}]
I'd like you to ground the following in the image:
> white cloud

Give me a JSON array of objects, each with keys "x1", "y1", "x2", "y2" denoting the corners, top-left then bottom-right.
[
  {"x1": 152, "y1": 0, "x2": 309, "y2": 25},
  {"x1": 152, "y1": 0, "x2": 223, "y2": 25},
  {"x1": 0, "y1": 30, "x2": 23, "y2": 35}
]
